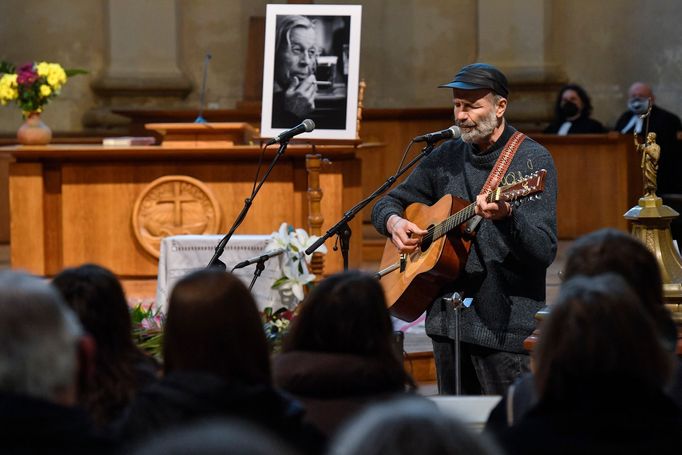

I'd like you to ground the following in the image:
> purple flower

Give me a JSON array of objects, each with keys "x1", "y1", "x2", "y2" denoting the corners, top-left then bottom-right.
[{"x1": 16, "y1": 63, "x2": 38, "y2": 86}]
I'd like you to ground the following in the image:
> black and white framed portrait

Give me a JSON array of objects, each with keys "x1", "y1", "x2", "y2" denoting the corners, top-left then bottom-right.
[{"x1": 261, "y1": 4, "x2": 362, "y2": 141}]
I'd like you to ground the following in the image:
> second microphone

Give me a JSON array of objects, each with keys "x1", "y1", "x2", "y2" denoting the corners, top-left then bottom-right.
[{"x1": 413, "y1": 125, "x2": 461, "y2": 143}]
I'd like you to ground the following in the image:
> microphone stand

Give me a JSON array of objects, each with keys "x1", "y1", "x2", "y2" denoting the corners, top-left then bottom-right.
[
  {"x1": 206, "y1": 141, "x2": 290, "y2": 269},
  {"x1": 304, "y1": 140, "x2": 439, "y2": 268},
  {"x1": 195, "y1": 53, "x2": 212, "y2": 123},
  {"x1": 230, "y1": 255, "x2": 269, "y2": 291}
]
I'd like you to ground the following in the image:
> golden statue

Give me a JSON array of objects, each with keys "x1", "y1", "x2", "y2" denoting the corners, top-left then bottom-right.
[{"x1": 636, "y1": 132, "x2": 660, "y2": 197}]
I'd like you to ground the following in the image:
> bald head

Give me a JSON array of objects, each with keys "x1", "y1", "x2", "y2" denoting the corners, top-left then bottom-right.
[{"x1": 628, "y1": 82, "x2": 655, "y2": 104}]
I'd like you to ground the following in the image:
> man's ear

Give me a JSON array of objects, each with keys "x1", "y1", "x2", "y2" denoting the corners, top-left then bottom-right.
[
  {"x1": 496, "y1": 97, "x2": 508, "y2": 118},
  {"x1": 77, "y1": 334, "x2": 97, "y2": 394}
]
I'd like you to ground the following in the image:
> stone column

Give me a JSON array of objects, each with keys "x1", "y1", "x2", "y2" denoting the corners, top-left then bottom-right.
[
  {"x1": 86, "y1": 0, "x2": 192, "y2": 131},
  {"x1": 477, "y1": 0, "x2": 565, "y2": 130}
]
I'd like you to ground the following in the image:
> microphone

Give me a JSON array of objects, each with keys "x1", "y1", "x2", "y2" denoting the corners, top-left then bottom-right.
[
  {"x1": 231, "y1": 248, "x2": 286, "y2": 271},
  {"x1": 195, "y1": 52, "x2": 212, "y2": 123},
  {"x1": 266, "y1": 119, "x2": 315, "y2": 145},
  {"x1": 413, "y1": 125, "x2": 461, "y2": 143}
]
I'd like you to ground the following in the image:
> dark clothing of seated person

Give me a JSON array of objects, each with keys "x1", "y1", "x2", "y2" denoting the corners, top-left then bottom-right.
[
  {"x1": 0, "y1": 271, "x2": 117, "y2": 454},
  {"x1": 273, "y1": 271, "x2": 418, "y2": 437},
  {"x1": 496, "y1": 275, "x2": 682, "y2": 455},
  {"x1": 485, "y1": 228, "x2": 682, "y2": 437},
  {"x1": 544, "y1": 84, "x2": 606, "y2": 135},
  {"x1": 116, "y1": 269, "x2": 325, "y2": 455}
]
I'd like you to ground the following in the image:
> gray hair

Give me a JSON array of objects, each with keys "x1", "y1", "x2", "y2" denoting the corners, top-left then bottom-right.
[
  {"x1": 0, "y1": 271, "x2": 83, "y2": 400},
  {"x1": 330, "y1": 397, "x2": 502, "y2": 455}
]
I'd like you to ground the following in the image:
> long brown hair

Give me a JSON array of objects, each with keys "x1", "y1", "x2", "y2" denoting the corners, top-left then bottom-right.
[
  {"x1": 283, "y1": 270, "x2": 415, "y2": 390},
  {"x1": 52, "y1": 264, "x2": 158, "y2": 427},
  {"x1": 164, "y1": 269, "x2": 271, "y2": 386},
  {"x1": 535, "y1": 274, "x2": 672, "y2": 404}
]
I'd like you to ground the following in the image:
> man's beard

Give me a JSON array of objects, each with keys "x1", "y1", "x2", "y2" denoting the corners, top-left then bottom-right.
[{"x1": 458, "y1": 108, "x2": 499, "y2": 144}]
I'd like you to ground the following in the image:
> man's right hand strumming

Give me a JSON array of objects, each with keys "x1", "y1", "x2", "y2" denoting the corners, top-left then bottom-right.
[{"x1": 386, "y1": 214, "x2": 428, "y2": 253}]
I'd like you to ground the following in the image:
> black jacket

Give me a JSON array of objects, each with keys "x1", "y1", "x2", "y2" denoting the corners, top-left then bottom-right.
[
  {"x1": 544, "y1": 115, "x2": 606, "y2": 134},
  {"x1": 0, "y1": 393, "x2": 116, "y2": 454},
  {"x1": 117, "y1": 370, "x2": 325, "y2": 454}
]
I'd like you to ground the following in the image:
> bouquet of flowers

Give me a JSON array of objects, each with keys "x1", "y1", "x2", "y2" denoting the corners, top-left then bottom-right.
[
  {"x1": 0, "y1": 60, "x2": 85, "y2": 116},
  {"x1": 261, "y1": 223, "x2": 327, "y2": 351},
  {"x1": 266, "y1": 222, "x2": 328, "y2": 303},
  {"x1": 130, "y1": 303, "x2": 165, "y2": 361}
]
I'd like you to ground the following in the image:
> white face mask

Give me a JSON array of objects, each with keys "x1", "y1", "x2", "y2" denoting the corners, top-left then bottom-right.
[{"x1": 628, "y1": 97, "x2": 650, "y2": 115}]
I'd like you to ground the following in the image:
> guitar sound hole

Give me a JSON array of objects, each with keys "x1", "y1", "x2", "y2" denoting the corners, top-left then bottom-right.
[{"x1": 420, "y1": 225, "x2": 434, "y2": 251}]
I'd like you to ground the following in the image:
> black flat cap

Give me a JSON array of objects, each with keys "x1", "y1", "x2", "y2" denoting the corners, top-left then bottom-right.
[{"x1": 439, "y1": 63, "x2": 509, "y2": 98}]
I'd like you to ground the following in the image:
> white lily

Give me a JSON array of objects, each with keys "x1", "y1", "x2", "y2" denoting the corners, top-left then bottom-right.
[
  {"x1": 289, "y1": 228, "x2": 328, "y2": 262},
  {"x1": 265, "y1": 222, "x2": 291, "y2": 253},
  {"x1": 278, "y1": 260, "x2": 315, "y2": 302}
]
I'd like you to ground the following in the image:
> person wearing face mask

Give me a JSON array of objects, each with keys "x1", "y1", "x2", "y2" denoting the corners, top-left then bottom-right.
[
  {"x1": 614, "y1": 82, "x2": 682, "y2": 196},
  {"x1": 544, "y1": 84, "x2": 606, "y2": 135}
]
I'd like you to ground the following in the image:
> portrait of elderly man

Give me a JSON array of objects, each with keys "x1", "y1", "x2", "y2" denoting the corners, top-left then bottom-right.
[
  {"x1": 271, "y1": 14, "x2": 349, "y2": 131},
  {"x1": 272, "y1": 15, "x2": 320, "y2": 128}
]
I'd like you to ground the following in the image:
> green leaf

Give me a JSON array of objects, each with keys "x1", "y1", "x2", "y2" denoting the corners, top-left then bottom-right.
[
  {"x1": 0, "y1": 61, "x2": 15, "y2": 74},
  {"x1": 65, "y1": 68, "x2": 88, "y2": 77},
  {"x1": 271, "y1": 276, "x2": 289, "y2": 289}
]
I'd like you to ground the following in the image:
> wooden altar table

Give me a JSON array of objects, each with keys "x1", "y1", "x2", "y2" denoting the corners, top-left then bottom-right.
[{"x1": 2, "y1": 143, "x2": 362, "y2": 278}]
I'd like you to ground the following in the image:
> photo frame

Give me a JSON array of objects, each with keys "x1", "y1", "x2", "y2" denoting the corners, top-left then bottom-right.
[{"x1": 261, "y1": 4, "x2": 362, "y2": 141}]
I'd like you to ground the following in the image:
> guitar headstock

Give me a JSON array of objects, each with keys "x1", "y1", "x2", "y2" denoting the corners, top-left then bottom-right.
[{"x1": 489, "y1": 169, "x2": 547, "y2": 203}]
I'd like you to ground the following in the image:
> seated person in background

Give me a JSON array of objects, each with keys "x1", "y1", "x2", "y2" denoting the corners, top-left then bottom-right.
[
  {"x1": 614, "y1": 81, "x2": 682, "y2": 196},
  {"x1": 0, "y1": 270, "x2": 115, "y2": 453},
  {"x1": 129, "y1": 418, "x2": 297, "y2": 455},
  {"x1": 52, "y1": 264, "x2": 160, "y2": 429},
  {"x1": 544, "y1": 83, "x2": 606, "y2": 135},
  {"x1": 273, "y1": 270, "x2": 417, "y2": 437},
  {"x1": 117, "y1": 269, "x2": 324, "y2": 454},
  {"x1": 329, "y1": 397, "x2": 502, "y2": 455},
  {"x1": 485, "y1": 228, "x2": 680, "y2": 434},
  {"x1": 497, "y1": 274, "x2": 682, "y2": 455},
  {"x1": 272, "y1": 15, "x2": 319, "y2": 128}
]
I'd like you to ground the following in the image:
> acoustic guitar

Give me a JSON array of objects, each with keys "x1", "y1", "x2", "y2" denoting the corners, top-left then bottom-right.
[{"x1": 377, "y1": 169, "x2": 547, "y2": 322}]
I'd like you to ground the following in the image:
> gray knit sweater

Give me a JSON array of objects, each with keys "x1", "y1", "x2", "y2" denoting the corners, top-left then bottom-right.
[{"x1": 372, "y1": 124, "x2": 557, "y2": 353}]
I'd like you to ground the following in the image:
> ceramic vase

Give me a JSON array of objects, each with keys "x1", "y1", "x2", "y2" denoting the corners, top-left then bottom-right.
[{"x1": 17, "y1": 112, "x2": 52, "y2": 145}]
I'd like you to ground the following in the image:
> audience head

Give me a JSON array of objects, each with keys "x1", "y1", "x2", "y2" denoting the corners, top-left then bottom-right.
[
  {"x1": 0, "y1": 270, "x2": 84, "y2": 405},
  {"x1": 275, "y1": 15, "x2": 318, "y2": 90},
  {"x1": 330, "y1": 397, "x2": 502, "y2": 455},
  {"x1": 627, "y1": 81, "x2": 654, "y2": 114},
  {"x1": 52, "y1": 263, "x2": 137, "y2": 360},
  {"x1": 52, "y1": 263, "x2": 157, "y2": 425},
  {"x1": 535, "y1": 274, "x2": 673, "y2": 403},
  {"x1": 554, "y1": 83, "x2": 593, "y2": 121},
  {"x1": 561, "y1": 228, "x2": 676, "y2": 352},
  {"x1": 283, "y1": 270, "x2": 396, "y2": 352},
  {"x1": 164, "y1": 269, "x2": 270, "y2": 385},
  {"x1": 283, "y1": 269, "x2": 415, "y2": 389},
  {"x1": 130, "y1": 418, "x2": 297, "y2": 455},
  {"x1": 563, "y1": 228, "x2": 662, "y2": 310}
]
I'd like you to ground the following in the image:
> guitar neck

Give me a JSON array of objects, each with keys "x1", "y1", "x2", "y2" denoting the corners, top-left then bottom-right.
[
  {"x1": 426, "y1": 169, "x2": 546, "y2": 242},
  {"x1": 431, "y1": 202, "x2": 477, "y2": 240}
]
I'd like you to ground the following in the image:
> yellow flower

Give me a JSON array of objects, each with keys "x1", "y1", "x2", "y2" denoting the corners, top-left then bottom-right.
[
  {"x1": 0, "y1": 74, "x2": 19, "y2": 104},
  {"x1": 40, "y1": 84, "x2": 52, "y2": 97},
  {"x1": 46, "y1": 63, "x2": 67, "y2": 88},
  {"x1": 36, "y1": 62, "x2": 50, "y2": 77}
]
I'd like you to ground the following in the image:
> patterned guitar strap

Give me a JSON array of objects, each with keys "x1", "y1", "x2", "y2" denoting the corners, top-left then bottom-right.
[{"x1": 464, "y1": 130, "x2": 527, "y2": 234}]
